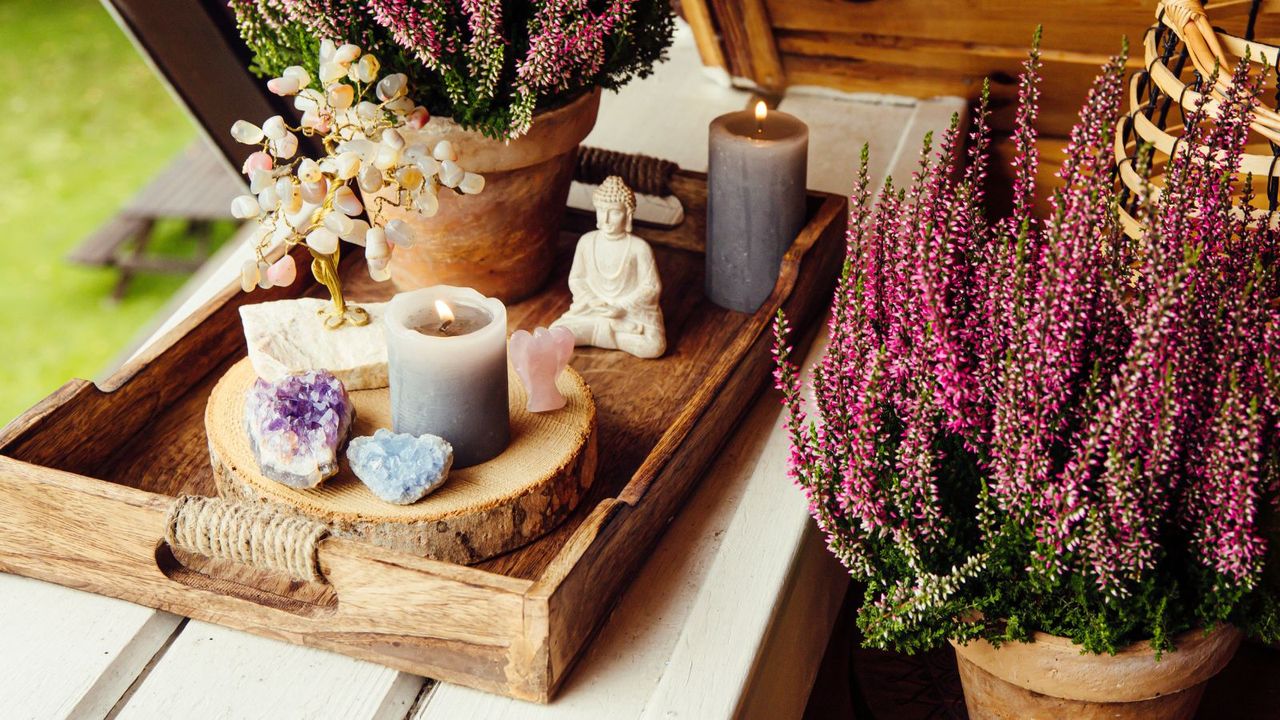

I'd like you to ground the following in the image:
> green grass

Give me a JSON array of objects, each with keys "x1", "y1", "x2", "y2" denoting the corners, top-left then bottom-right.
[{"x1": 0, "y1": 0, "x2": 209, "y2": 423}]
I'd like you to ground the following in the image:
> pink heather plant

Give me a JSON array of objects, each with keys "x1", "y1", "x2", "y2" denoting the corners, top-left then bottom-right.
[
  {"x1": 230, "y1": 0, "x2": 674, "y2": 139},
  {"x1": 774, "y1": 33, "x2": 1280, "y2": 655}
]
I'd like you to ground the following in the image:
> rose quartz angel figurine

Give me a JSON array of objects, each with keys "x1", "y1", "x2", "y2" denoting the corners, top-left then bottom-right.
[{"x1": 510, "y1": 326, "x2": 576, "y2": 412}]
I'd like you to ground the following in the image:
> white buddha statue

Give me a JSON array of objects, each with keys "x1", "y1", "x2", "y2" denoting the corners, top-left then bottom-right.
[{"x1": 552, "y1": 176, "x2": 666, "y2": 359}]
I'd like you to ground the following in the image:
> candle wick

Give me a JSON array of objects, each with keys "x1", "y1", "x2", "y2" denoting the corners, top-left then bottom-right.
[
  {"x1": 439, "y1": 319, "x2": 453, "y2": 335},
  {"x1": 755, "y1": 120, "x2": 763, "y2": 135}
]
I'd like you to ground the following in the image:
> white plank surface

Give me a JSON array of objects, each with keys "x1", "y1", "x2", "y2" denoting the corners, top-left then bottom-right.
[
  {"x1": 415, "y1": 80, "x2": 964, "y2": 720},
  {"x1": 419, "y1": 331, "x2": 846, "y2": 720},
  {"x1": 582, "y1": 24, "x2": 749, "y2": 173},
  {"x1": 2, "y1": 19, "x2": 965, "y2": 720},
  {"x1": 113, "y1": 621, "x2": 423, "y2": 720},
  {"x1": 585, "y1": 24, "x2": 966, "y2": 199},
  {"x1": 98, "y1": 23, "x2": 750, "y2": 717},
  {"x1": 779, "y1": 93, "x2": 967, "y2": 198},
  {"x1": 416, "y1": 399, "x2": 792, "y2": 720},
  {"x1": 0, "y1": 574, "x2": 181, "y2": 720},
  {"x1": 567, "y1": 182, "x2": 686, "y2": 226},
  {"x1": 639, "y1": 342, "x2": 846, "y2": 720}
]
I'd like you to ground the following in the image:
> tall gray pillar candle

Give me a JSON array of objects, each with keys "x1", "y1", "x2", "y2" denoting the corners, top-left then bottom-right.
[
  {"x1": 386, "y1": 286, "x2": 509, "y2": 468},
  {"x1": 707, "y1": 102, "x2": 809, "y2": 313}
]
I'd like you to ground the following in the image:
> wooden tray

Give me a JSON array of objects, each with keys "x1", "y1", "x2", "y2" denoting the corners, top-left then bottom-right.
[{"x1": 0, "y1": 172, "x2": 843, "y2": 703}]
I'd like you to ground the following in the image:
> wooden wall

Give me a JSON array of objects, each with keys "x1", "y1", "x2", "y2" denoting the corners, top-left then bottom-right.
[{"x1": 683, "y1": 0, "x2": 1280, "y2": 137}]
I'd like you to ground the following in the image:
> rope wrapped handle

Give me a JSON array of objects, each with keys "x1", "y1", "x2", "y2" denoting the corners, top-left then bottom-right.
[
  {"x1": 575, "y1": 146, "x2": 678, "y2": 198},
  {"x1": 164, "y1": 496, "x2": 330, "y2": 583}
]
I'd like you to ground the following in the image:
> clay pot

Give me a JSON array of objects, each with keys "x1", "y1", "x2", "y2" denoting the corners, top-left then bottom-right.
[
  {"x1": 950, "y1": 625, "x2": 1242, "y2": 720},
  {"x1": 367, "y1": 89, "x2": 602, "y2": 302}
]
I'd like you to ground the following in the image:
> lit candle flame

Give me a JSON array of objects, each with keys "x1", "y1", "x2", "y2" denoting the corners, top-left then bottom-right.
[
  {"x1": 754, "y1": 100, "x2": 767, "y2": 134},
  {"x1": 435, "y1": 299, "x2": 455, "y2": 333}
]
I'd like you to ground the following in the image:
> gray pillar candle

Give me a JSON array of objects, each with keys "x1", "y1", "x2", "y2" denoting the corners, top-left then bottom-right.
[
  {"x1": 386, "y1": 286, "x2": 509, "y2": 468},
  {"x1": 707, "y1": 102, "x2": 809, "y2": 313}
]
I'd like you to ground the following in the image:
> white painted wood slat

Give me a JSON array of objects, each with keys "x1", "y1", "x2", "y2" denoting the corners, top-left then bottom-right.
[
  {"x1": 112, "y1": 621, "x2": 423, "y2": 720},
  {"x1": 416, "y1": 393, "x2": 797, "y2": 720},
  {"x1": 779, "y1": 93, "x2": 967, "y2": 198},
  {"x1": 418, "y1": 332, "x2": 849, "y2": 720},
  {"x1": 1, "y1": 18, "x2": 965, "y2": 720},
  {"x1": 0, "y1": 574, "x2": 181, "y2": 720},
  {"x1": 96, "y1": 24, "x2": 749, "y2": 720},
  {"x1": 639, "y1": 333, "x2": 846, "y2": 720},
  {"x1": 582, "y1": 24, "x2": 750, "y2": 173}
]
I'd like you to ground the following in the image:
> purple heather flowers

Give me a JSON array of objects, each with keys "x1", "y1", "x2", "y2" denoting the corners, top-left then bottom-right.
[
  {"x1": 231, "y1": 0, "x2": 673, "y2": 138},
  {"x1": 775, "y1": 38, "x2": 1280, "y2": 653}
]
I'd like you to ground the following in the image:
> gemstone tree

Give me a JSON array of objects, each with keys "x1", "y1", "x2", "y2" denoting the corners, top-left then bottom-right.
[{"x1": 229, "y1": 40, "x2": 485, "y2": 328}]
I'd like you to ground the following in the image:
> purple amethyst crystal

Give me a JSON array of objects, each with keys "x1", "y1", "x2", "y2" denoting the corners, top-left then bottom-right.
[{"x1": 244, "y1": 370, "x2": 354, "y2": 488}]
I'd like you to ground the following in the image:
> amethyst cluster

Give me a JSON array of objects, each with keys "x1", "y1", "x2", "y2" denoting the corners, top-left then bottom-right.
[{"x1": 244, "y1": 370, "x2": 354, "y2": 488}]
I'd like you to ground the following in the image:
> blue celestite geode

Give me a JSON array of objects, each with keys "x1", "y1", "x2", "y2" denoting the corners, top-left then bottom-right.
[
  {"x1": 347, "y1": 428, "x2": 454, "y2": 505},
  {"x1": 244, "y1": 370, "x2": 354, "y2": 489}
]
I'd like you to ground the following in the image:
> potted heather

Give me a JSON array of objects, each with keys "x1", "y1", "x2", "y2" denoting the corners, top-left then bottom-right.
[
  {"x1": 774, "y1": 39, "x2": 1280, "y2": 720},
  {"x1": 230, "y1": 0, "x2": 675, "y2": 301}
]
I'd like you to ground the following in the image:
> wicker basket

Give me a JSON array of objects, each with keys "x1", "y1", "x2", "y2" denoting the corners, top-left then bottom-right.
[{"x1": 1117, "y1": 0, "x2": 1280, "y2": 238}]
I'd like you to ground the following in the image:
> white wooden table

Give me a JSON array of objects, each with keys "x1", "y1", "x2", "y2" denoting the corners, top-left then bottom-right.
[{"x1": 0, "y1": 24, "x2": 961, "y2": 720}]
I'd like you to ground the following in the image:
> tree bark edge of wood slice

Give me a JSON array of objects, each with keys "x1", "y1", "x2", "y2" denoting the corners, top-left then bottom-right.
[{"x1": 205, "y1": 357, "x2": 598, "y2": 565}]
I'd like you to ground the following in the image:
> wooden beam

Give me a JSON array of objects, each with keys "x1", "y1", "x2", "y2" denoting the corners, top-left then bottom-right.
[
  {"x1": 739, "y1": 0, "x2": 785, "y2": 90},
  {"x1": 680, "y1": 0, "x2": 729, "y2": 72},
  {"x1": 764, "y1": 0, "x2": 1280, "y2": 49},
  {"x1": 708, "y1": 0, "x2": 786, "y2": 90},
  {"x1": 99, "y1": 0, "x2": 297, "y2": 174}
]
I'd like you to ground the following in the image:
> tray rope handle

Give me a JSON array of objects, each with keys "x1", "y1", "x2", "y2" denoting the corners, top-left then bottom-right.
[
  {"x1": 164, "y1": 496, "x2": 330, "y2": 584},
  {"x1": 575, "y1": 146, "x2": 678, "y2": 198}
]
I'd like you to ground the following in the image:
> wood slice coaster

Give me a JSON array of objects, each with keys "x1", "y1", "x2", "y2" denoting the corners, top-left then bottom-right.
[{"x1": 204, "y1": 357, "x2": 597, "y2": 564}]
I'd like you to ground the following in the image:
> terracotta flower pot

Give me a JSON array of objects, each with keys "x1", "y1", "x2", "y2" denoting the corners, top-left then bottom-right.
[
  {"x1": 366, "y1": 89, "x2": 602, "y2": 303},
  {"x1": 950, "y1": 625, "x2": 1242, "y2": 720}
]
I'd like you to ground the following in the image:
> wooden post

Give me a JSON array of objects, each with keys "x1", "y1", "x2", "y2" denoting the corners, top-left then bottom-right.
[
  {"x1": 706, "y1": 0, "x2": 786, "y2": 91},
  {"x1": 98, "y1": 0, "x2": 301, "y2": 173},
  {"x1": 680, "y1": 0, "x2": 730, "y2": 72}
]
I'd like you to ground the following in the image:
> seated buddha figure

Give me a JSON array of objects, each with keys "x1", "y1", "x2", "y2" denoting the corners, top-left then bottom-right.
[{"x1": 551, "y1": 176, "x2": 666, "y2": 359}]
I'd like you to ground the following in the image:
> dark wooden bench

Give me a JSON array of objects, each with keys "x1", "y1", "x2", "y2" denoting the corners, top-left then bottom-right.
[{"x1": 67, "y1": 140, "x2": 246, "y2": 299}]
